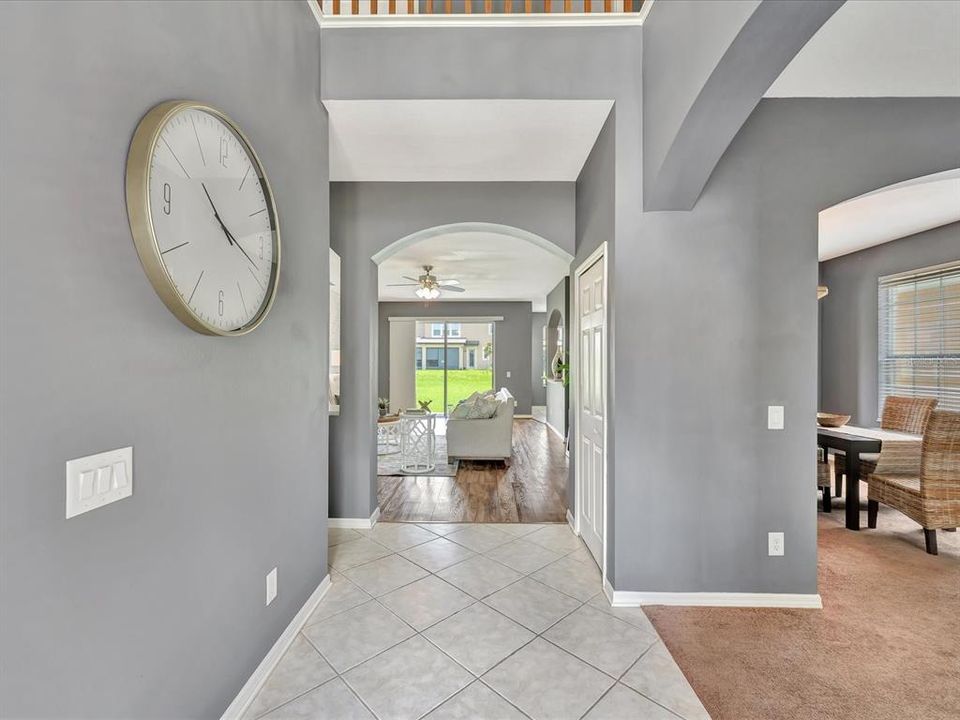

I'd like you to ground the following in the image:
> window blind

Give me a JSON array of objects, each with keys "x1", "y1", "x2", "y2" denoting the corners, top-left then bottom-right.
[{"x1": 878, "y1": 261, "x2": 960, "y2": 414}]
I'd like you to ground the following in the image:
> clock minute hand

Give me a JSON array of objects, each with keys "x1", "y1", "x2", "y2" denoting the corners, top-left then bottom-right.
[
  {"x1": 224, "y1": 226, "x2": 259, "y2": 270},
  {"x1": 201, "y1": 182, "x2": 234, "y2": 246}
]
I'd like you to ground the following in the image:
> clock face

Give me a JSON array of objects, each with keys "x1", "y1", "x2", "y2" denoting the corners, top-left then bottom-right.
[{"x1": 127, "y1": 102, "x2": 279, "y2": 335}]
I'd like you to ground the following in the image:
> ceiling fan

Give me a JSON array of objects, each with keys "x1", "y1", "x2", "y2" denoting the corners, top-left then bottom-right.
[{"x1": 387, "y1": 265, "x2": 465, "y2": 300}]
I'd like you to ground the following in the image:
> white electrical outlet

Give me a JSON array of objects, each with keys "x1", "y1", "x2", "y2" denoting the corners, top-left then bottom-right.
[
  {"x1": 505, "y1": 371, "x2": 511, "y2": 378},
  {"x1": 768, "y1": 532, "x2": 785, "y2": 556},
  {"x1": 767, "y1": 405, "x2": 785, "y2": 430},
  {"x1": 266, "y1": 567, "x2": 278, "y2": 606}
]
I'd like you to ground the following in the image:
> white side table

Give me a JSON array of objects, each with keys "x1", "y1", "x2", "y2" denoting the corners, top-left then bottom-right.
[
  {"x1": 400, "y1": 411, "x2": 436, "y2": 474},
  {"x1": 377, "y1": 416, "x2": 401, "y2": 456}
]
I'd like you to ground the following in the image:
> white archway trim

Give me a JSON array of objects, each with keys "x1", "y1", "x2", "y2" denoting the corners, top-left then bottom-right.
[
  {"x1": 819, "y1": 168, "x2": 960, "y2": 261},
  {"x1": 372, "y1": 222, "x2": 574, "y2": 265}
]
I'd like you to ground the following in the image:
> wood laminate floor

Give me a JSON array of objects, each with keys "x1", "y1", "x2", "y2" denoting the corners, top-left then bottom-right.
[{"x1": 378, "y1": 419, "x2": 569, "y2": 523}]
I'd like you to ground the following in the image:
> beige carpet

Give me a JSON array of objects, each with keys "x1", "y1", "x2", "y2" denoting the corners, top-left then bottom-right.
[{"x1": 646, "y1": 485, "x2": 960, "y2": 720}]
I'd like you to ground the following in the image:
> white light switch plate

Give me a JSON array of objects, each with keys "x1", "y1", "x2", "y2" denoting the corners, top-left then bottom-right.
[
  {"x1": 767, "y1": 405, "x2": 784, "y2": 430},
  {"x1": 768, "y1": 532, "x2": 785, "y2": 556},
  {"x1": 505, "y1": 371, "x2": 511, "y2": 378},
  {"x1": 66, "y1": 447, "x2": 132, "y2": 519},
  {"x1": 266, "y1": 567, "x2": 278, "y2": 606}
]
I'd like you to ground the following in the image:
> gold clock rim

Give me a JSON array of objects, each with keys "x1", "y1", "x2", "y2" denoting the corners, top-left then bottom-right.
[{"x1": 125, "y1": 100, "x2": 281, "y2": 337}]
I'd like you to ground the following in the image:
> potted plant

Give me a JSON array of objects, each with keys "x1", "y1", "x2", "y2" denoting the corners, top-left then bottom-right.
[{"x1": 378, "y1": 398, "x2": 390, "y2": 417}]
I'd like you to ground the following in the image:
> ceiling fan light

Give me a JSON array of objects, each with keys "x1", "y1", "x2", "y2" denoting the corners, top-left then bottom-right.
[{"x1": 415, "y1": 287, "x2": 429, "y2": 299}]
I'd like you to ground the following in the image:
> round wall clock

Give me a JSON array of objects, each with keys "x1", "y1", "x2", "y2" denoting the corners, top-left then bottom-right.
[{"x1": 126, "y1": 100, "x2": 280, "y2": 335}]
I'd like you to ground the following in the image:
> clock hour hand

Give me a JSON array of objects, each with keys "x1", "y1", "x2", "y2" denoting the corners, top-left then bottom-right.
[{"x1": 201, "y1": 182, "x2": 234, "y2": 247}]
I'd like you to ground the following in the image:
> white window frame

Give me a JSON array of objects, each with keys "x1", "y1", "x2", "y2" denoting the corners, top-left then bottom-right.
[
  {"x1": 430, "y1": 323, "x2": 444, "y2": 338},
  {"x1": 447, "y1": 322, "x2": 462, "y2": 338},
  {"x1": 878, "y1": 260, "x2": 960, "y2": 415}
]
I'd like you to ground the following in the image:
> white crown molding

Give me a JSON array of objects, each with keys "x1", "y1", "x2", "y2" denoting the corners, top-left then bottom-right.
[
  {"x1": 328, "y1": 506, "x2": 381, "y2": 529},
  {"x1": 307, "y1": 2, "x2": 653, "y2": 29},
  {"x1": 609, "y1": 590, "x2": 823, "y2": 609},
  {"x1": 220, "y1": 574, "x2": 332, "y2": 720}
]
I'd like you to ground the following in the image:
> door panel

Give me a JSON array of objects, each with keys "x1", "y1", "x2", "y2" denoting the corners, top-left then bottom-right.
[{"x1": 578, "y1": 255, "x2": 605, "y2": 569}]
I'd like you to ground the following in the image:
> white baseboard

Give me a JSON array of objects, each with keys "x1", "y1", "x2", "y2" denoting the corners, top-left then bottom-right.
[
  {"x1": 221, "y1": 574, "x2": 332, "y2": 720},
  {"x1": 566, "y1": 509, "x2": 576, "y2": 533},
  {"x1": 515, "y1": 414, "x2": 533, "y2": 419},
  {"x1": 328, "y1": 506, "x2": 380, "y2": 529},
  {"x1": 608, "y1": 590, "x2": 822, "y2": 609},
  {"x1": 545, "y1": 422, "x2": 565, "y2": 440}
]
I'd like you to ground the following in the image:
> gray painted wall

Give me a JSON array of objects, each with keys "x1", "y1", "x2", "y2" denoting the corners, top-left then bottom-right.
[
  {"x1": 0, "y1": 2, "x2": 329, "y2": 718},
  {"x1": 613, "y1": 98, "x2": 960, "y2": 594},
  {"x1": 532, "y1": 312, "x2": 547, "y2": 407},
  {"x1": 378, "y1": 302, "x2": 535, "y2": 415},
  {"x1": 642, "y1": 0, "x2": 843, "y2": 210},
  {"x1": 328, "y1": 181, "x2": 575, "y2": 519},
  {"x1": 819, "y1": 223, "x2": 960, "y2": 426}
]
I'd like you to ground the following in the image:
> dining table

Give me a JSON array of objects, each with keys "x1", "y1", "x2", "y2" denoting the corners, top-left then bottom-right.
[{"x1": 816, "y1": 424, "x2": 922, "y2": 530}]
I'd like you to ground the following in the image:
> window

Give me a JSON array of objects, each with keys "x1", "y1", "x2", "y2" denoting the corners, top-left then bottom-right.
[
  {"x1": 468, "y1": 349, "x2": 476, "y2": 368},
  {"x1": 425, "y1": 347, "x2": 443, "y2": 368},
  {"x1": 415, "y1": 347, "x2": 423, "y2": 370},
  {"x1": 447, "y1": 323, "x2": 461, "y2": 337},
  {"x1": 879, "y1": 262, "x2": 960, "y2": 413},
  {"x1": 430, "y1": 323, "x2": 444, "y2": 338}
]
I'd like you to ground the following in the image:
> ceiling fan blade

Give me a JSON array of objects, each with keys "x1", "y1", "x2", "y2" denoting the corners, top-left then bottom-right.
[
  {"x1": 401, "y1": 276, "x2": 421, "y2": 282},
  {"x1": 437, "y1": 279, "x2": 460, "y2": 285},
  {"x1": 386, "y1": 283, "x2": 419, "y2": 287},
  {"x1": 439, "y1": 285, "x2": 465, "y2": 292}
]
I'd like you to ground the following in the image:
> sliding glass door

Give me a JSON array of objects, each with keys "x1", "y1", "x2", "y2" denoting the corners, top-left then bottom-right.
[{"x1": 415, "y1": 321, "x2": 494, "y2": 415}]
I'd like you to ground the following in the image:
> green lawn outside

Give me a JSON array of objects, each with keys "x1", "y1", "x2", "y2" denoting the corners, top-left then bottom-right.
[{"x1": 416, "y1": 369, "x2": 493, "y2": 414}]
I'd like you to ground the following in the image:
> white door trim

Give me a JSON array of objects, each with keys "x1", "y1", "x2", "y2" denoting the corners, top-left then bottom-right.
[{"x1": 572, "y1": 241, "x2": 609, "y2": 585}]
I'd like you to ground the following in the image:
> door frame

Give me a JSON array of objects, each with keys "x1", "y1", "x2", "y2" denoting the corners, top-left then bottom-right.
[{"x1": 572, "y1": 242, "x2": 609, "y2": 581}]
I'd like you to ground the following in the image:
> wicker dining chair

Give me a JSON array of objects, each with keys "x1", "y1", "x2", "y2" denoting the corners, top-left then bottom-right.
[
  {"x1": 866, "y1": 409, "x2": 960, "y2": 555},
  {"x1": 833, "y1": 395, "x2": 938, "y2": 495}
]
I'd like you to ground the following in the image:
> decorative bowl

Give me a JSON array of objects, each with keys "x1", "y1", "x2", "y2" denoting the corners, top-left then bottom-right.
[{"x1": 817, "y1": 412, "x2": 851, "y2": 428}]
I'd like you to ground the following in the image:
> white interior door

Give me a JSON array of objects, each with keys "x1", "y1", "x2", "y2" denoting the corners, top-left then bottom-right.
[{"x1": 577, "y1": 254, "x2": 605, "y2": 568}]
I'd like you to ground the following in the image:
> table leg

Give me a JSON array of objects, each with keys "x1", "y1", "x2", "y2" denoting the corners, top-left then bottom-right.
[{"x1": 845, "y1": 450, "x2": 861, "y2": 530}]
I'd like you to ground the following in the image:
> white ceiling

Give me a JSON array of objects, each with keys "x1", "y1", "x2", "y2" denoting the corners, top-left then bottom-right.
[
  {"x1": 818, "y1": 169, "x2": 960, "y2": 261},
  {"x1": 378, "y1": 230, "x2": 570, "y2": 311},
  {"x1": 326, "y1": 99, "x2": 613, "y2": 182},
  {"x1": 766, "y1": 0, "x2": 960, "y2": 97}
]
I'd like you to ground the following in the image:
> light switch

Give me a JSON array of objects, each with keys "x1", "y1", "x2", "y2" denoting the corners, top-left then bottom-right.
[
  {"x1": 66, "y1": 447, "x2": 133, "y2": 519},
  {"x1": 767, "y1": 405, "x2": 784, "y2": 430},
  {"x1": 505, "y1": 371, "x2": 511, "y2": 378}
]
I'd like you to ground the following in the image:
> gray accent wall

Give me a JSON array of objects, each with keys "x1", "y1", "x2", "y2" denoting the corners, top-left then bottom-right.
[
  {"x1": 0, "y1": 2, "x2": 329, "y2": 718},
  {"x1": 642, "y1": 0, "x2": 843, "y2": 210},
  {"x1": 613, "y1": 98, "x2": 960, "y2": 594},
  {"x1": 378, "y1": 302, "x2": 534, "y2": 415},
  {"x1": 819, "y1": 223, "x2": 960, "y2": 426}
]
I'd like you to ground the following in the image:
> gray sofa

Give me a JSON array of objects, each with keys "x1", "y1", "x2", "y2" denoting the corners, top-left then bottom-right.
[{"x1": 445, "y1": 388, "x2": 515, "y2": 463}]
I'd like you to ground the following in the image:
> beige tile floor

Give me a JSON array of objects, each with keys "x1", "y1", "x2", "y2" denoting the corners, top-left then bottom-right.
[{"x1": 244, "y1": 522, "x2": 710, "y2": 720}]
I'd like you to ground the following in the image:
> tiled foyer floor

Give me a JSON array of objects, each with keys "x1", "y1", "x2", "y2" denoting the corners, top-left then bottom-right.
[{"x1": 245, "y1": 523, "x2": 710, "y2": 720}]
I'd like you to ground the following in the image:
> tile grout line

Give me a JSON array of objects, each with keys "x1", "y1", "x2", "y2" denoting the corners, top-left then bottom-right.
[{"x1": 262, "y1": 525, "x2": 679, "y2": 720}]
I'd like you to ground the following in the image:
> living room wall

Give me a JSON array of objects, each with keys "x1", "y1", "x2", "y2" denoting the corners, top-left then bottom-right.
[
  {"x1": 0, "y1": 2, "x2": 329, "y2": 717},
  {"x1": 378, "y1": 301, "x2": 535, "y2": 415}
]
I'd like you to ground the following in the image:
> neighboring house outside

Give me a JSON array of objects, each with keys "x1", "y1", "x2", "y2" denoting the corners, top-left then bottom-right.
[{"x1": 414, "y1": 321, "x2": 493, "y2": 370}]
